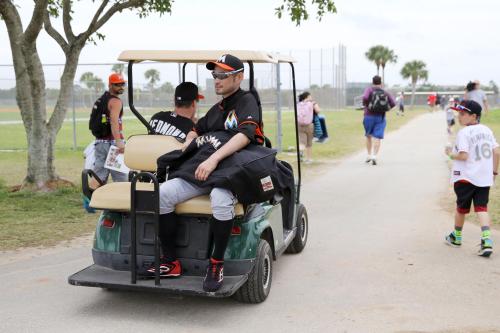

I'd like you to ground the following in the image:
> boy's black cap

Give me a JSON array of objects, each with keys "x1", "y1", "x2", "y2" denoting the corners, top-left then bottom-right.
[
  {"x1": 206, "y1": 54, "x2": 244, "y2": 72},
  {"x1": 451, "y1": 100, "x2": 482, "y2": 116},
  {"x1": 175, "y1": 82, "x2": 204, "y2": 102}
]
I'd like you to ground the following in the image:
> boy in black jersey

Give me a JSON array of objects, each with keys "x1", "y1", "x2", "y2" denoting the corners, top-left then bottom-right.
[{"x1": 149, "y1": 82, "x2": 203, "y2": 141}]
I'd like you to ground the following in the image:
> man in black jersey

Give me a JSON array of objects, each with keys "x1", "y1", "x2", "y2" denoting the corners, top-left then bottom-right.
[
  {"x1": 144, "y1": 54, "x2": 263, "y2": 293},
  {"x1": 149, "y1": 82, "x2": 203, "y2": 141}
]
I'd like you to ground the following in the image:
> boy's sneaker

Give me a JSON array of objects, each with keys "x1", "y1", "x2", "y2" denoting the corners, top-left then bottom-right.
[
  {"x1": 203, "y1": 258, "x2": 224, "y2": 292},
  {"x1": 365, "y1": 157, "x2": 372, "y2": 164},
  {"x1": 371, "y1": 158, "x2": 377, "y2": 166},
  {"x1": 139, "y1": 258, "x2": 182, "y2": 278},
  {"x1": 445, "y1": 232, "x2": 462, "y2": 247},
  {"x1": 478, "y1": 238, "x2": 493, "y2": 258}
]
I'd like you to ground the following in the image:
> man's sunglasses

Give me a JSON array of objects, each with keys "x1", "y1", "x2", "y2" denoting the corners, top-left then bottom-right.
[
  {"x1": 113, "y1": 83, "x2": 126, "y2": 87},
  {"x1": 211, "y1": 68, "x2": 243, "y2": 80},
  {"x1": 455, "y1": 104, "x2": 472, "y2": 113}
]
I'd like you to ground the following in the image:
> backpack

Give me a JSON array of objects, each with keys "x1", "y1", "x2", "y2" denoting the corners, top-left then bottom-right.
[
  {"x1": 89, "y1": 92, "x2": 112, "y2": 138},
  {"x1": 368, "y1": 88, "x2": 390, "y2": 113},
  {"x1": 297, "y1": 101, "x2": 314, "y2": 125}
]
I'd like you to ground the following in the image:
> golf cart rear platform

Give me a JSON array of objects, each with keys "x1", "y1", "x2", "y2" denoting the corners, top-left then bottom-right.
[{"x1": 69, "y1": 264, "x2": 248, "y2": 297}]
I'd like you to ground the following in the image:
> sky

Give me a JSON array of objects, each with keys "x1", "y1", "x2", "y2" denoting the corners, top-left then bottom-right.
[{"x1": 1, "y1": 0, "x2": 499, "y2": 89}]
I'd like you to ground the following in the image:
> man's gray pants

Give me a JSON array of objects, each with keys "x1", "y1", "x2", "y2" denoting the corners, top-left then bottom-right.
[
  {"x1": 159, "y1": 178, "x2": 236, "y2": 221},
  {"x1": 93, "y1": 142, "x2": 128, "y2": 183}
]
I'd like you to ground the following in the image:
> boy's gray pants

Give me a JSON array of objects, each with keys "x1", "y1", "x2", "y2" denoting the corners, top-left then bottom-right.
[{"x1": 159, "y1": 178, "x2": 237, "y2": 221}]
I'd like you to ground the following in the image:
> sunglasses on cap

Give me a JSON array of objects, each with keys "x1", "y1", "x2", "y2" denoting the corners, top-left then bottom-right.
[
  {"x1": 211, "y1": 68, "x2": 243, "y2": 80},
  {"x1": 455, "y1": 104, "x2": 472, "y2": 113}
]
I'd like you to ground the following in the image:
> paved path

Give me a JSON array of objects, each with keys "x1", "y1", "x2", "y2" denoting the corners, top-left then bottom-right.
[{"x1": 1, "y1": 112, "x2": 500, "y2": 333}]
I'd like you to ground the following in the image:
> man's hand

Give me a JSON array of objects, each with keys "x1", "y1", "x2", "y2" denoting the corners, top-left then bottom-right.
[
  {"x1": 195, "y1": 157, "x2": 218, "y2": 181},
  {"x1": 183, "y1": 131, "x2": 198, "y2": 151},
  {"x1": 445, "y1": 146, "x2": 452, "y2": 156},
  {"x1": 116, "y1": 140, "x2": 125, "y2": 154},
  {"x1": 182, "y1": 138, "x2": 194, "y2": 152}
]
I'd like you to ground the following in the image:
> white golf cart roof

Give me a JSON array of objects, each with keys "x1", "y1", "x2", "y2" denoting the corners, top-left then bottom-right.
[{"x1": 118, "y1": 50, "x2": 295, "y2": 64}]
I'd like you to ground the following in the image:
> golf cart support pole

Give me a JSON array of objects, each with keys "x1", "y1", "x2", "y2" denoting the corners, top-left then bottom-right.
[
  {"x1": 248, "y1": 61, "x2": 254, "y2": 91},
  {"x1": 130, "y1": 172, "x2": 161, "y2": 286},
  {"x1": 127, "y1": 61, "x2": 155, "y2": 134},
  {"x1": 289, "y1": 62, "x2": 301, "y2": 203},
  {"x1": 182, "y1": 63, "x2": 187, "y2": 82}
]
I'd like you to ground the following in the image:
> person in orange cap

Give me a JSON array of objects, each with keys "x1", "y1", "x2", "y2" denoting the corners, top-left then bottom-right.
[{"x1": 88, "y1": 73, "x2": 128, "y2": 185}]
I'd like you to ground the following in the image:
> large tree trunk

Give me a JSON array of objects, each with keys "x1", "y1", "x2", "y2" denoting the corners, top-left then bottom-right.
[
  {"x1": 47, "y1": 46, "x2": 82, "y2": 180},
  {"x1": 24, "y1": 44, "x2": 51, "y2": 189},
  {"x1": 4, "y1": 7, "x2": 83, "y2": 190},
  {"x1": 410, "y1": 81, "x2": 417, "y2": 109}
]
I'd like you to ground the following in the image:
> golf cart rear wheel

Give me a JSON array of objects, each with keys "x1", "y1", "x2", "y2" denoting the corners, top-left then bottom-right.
[
  {"x1": 234, "y1": 239, "x2": 273, "y2": 304},
  {"x1": 286, "y1": 203, "x2": 308, "y2": 254}
]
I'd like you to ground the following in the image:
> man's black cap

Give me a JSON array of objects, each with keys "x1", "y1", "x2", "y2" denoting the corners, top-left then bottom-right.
[
  {"x1": 451, "y1": 100, "x2": 482, "y2": 116},
  {"x1": 175, "y1": 82, "x2": 204, "y2": 102},
  {"x1": 206, "y1": 54, "x2": 244, "y2": 72}
]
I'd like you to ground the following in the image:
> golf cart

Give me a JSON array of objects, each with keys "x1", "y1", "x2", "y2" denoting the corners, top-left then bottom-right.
[{"x1": 70, "y1": 50, "x2": 308, "y2": 303}]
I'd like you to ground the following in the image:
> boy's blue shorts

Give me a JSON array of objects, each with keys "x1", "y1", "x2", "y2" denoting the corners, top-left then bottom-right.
[{"x1": 363, "y1": 115, "x2": 386, "y2": 139}]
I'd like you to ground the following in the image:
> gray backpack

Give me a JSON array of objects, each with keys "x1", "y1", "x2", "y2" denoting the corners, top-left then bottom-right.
[{"x1": 368, "y1": 88, "x2": 390, "y2": 112}]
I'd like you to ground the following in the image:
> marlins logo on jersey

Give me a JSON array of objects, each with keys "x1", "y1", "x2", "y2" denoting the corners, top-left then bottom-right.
[{"x1": 224, "y1": 110, "x2": 238, "y2": 130}]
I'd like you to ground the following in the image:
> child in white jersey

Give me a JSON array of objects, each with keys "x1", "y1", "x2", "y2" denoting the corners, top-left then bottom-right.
[{"x1": 444, "y1": 100, "x2": 500, "y2": 257}]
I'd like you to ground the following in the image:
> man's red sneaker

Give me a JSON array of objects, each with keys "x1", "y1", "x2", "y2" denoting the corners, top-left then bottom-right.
[{"x1": 141, "y1": 258, "x2": 182, "y2": 278}]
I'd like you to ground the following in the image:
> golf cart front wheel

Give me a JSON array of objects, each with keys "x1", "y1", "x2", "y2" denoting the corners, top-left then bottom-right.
[
  {"x1": 234, "y1": 239, "x2": 273, "y2": 303},
  {"x1": 286, "y1": 203, "x2": 308, "y2": 254}
]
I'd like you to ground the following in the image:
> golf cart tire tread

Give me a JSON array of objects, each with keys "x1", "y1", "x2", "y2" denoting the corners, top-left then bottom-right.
[
  {"x1": 234, "y1": 240, "x2": 272, "y2": 304},
  {"x1": 285, "y1": 203, "x2": 308, "y2": 254}
]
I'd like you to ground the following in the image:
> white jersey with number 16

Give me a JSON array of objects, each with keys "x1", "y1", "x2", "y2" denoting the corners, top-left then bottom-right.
[{"x1": 451, "y1": 124, "x2": 499, "y2": 186}]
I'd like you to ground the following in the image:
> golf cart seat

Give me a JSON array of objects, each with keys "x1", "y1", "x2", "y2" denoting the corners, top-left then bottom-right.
[
  {"x1": 90, "y1": 183, "x2": 244, "y2": 215},
  {"x1": 89, "y1": 134, "x2": 244, "y2": 216}
]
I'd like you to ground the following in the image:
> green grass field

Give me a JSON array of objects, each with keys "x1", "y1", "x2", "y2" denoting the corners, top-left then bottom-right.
[{"x1": 0, "y1": 107, "x2": 425, "y2": 250}]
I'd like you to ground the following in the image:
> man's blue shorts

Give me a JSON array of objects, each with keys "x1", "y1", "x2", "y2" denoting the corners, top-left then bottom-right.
[{"x1": 363, "y1": 115, "x2": 386, "y2": 139}]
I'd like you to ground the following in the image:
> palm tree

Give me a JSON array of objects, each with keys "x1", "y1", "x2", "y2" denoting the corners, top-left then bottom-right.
[
  {"x1": 400, "y1": 60, "x2": 428, "y2": 108},
  {"x1": 93, "y1": 77, "x2": 105, "y2": 94},
  {"x1": 80, "y1": 72, "x2": 98, "y2": 106},
  {"x1": 79, "y1": 72, "x2": 96, "y2": 90},
  {"x1": 380, "y1": 48, "x2": 397, "y2": 84},
  {"x1": 365, "y1": 45, "x2": 385, "y2": 75},
  {"x1": 144, "y1": 69, "x2": 160, "y2": 91},
  {"x1": 160, "y1": 81, "x2": 175, "y2": 93},
  {"x1": 111, "y1": 64, "x2": 125, "y2": 75}
]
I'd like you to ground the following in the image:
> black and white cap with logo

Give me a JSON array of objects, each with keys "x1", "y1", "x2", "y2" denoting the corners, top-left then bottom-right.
[{"x1": 206, "y1": 54, "x2": 244, "y2": 72}]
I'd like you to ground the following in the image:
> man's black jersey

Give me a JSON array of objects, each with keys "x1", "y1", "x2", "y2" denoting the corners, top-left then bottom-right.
[
  {"x1": 149, "y1": 111, "x2": 194, "y2": 141},
  {"x1": 195, "y1": 89, "x2": 263, "y2": 144}
]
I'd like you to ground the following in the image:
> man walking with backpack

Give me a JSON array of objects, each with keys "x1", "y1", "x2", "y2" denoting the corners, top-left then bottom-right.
[
  {"x1": 89, "y1": 73, "x2": 128, "y2": 184},
  {"x1": 362, "y1": 75, "x2": 395, "y2": 165}
]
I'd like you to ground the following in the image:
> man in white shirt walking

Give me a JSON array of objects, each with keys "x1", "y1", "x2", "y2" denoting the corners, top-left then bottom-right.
[
  {"x1": 465, "y1": 80, "x2": 489, "y2": 115},
  {"x1": 445, "y1": 100, "x2": 500, "y2": 257}
]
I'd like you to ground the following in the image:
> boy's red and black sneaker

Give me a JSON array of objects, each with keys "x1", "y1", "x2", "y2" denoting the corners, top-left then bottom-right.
[
  {"x1": 139, "y1": 258, "x2": 182, "y2": 278},
  {"x1": 203, "y1": 258, "x2": 224, "y2": 292}
]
